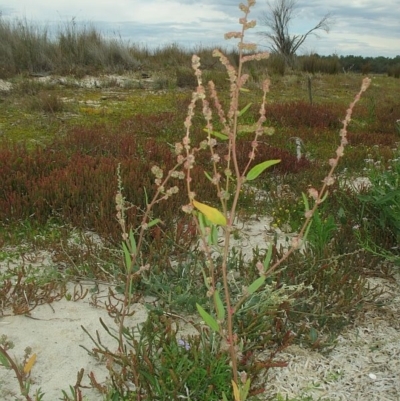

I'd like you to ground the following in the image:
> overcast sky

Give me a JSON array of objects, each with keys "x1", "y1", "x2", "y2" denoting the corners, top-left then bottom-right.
[{"x1": 1, "y1": 0, "x2": 399, "y2": 58}]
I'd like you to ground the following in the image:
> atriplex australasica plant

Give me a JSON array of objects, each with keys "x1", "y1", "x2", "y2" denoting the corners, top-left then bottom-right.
[{"x1": 84, "y1": 1, "x2": 371, "y2": 400}]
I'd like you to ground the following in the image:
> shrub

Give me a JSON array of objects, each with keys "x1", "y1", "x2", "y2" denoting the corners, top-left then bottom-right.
[
  {"x1": 388, "y1": 64, "x2": 400, "y2": 78},
  {"x1": 267, "y1": 53, "x2": 286, "y2": 76},
  {"x1": 176, "y1": 67, "x2": 197, "y2": 88},
  {"x1": 300, "y1": 54, "x2": 340, "y2": 75},
  {"x1": 27, "y1": 91, "x2": 65, "y2": 113}
]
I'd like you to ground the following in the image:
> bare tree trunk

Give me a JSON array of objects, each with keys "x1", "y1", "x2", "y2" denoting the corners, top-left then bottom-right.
[{"x1": 257, "y1": 0, "x2": 331, "y2": 64}]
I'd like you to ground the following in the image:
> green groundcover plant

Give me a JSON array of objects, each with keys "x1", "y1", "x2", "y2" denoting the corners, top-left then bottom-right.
[{"x1": 356, "y1": 147, "x2": 400, "y2": 265}]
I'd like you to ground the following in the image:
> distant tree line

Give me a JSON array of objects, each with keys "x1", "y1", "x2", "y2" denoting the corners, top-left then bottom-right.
[
  {"x1": 338, "y1": 54, "x2": 400, "y2": 75},
  {"x1": 295, "y1": 53, "x2": 400, "y2": 76}
]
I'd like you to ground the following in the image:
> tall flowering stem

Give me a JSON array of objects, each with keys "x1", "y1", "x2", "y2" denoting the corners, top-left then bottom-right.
[
  {"x1": 183, "y1": 0, "x2": 271, "y2": 388},
  {"x1": 265, "y1": 77, "x2": 372, "y2": 276}
]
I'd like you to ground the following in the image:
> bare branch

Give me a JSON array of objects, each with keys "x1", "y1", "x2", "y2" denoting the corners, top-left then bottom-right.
[{"x1": 257, "y1": 0, "x2": 332, "y2": 65}]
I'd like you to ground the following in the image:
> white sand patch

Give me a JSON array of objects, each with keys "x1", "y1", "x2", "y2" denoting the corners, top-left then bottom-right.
[
  {"x1": 260, "y1": 274, "x2": 400, "y2": 400},
  {"x1": 0, "y1": 279, "x2": 148, "y2": 400},
  {"x1": 228, "y1": 215, "x2": 299, "y2": 261},
  {"x1": 0, "y1": 79, "x2": 12, "y2": 92}
]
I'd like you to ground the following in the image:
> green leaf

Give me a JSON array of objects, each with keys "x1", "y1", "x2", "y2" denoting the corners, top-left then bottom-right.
[
  {"x1": 203, "y1": 128, "x2": 228, "y2": 140},
  {"x1": 211, "y1": 225, "x2": 218, "y2": 246},
  {"x1": 214, "y1": 290, "x2": 225, "y2": 321},
  {"x1": 198, "y1": 211, "x2": 207, "y2": 235},
  {"x1": 238, "y1": 102, "x2": 252, "y2": 117},
  {"x1": 143, "y1": 187, "x2": 149, "y2": 207},
  {"x1": 147, "y1": 218, "x2": 161, "y2": 228},
  {"x1": 320, "y1": 191, "x2": 329, "y2": 203},
  {"x1": 204, "y1": 171, "x2": 213, "y2": 182},
  {"x1": 302, "y1": 220, "x2": 313, "y2": 243},
  {"x1": 211, "y1": 131, "x2": 229, "y2": 140},
  {"x1": 196, "y1": 303, "x2": 219, "y2": 332},
  {"x1": 246, "y1": 159, "x2": 281, "y2": 181},
  {"x1": 263, "y1": 243, "x2": 273, "y2": 271},
  {"x1": 239, "y1": 87, "x2": 250, "y2": 93},
  {"x1": 302, "y1": 192, "x2": 310, "y2": 211},
  {"x1": 241, "y1": 378, "x2": 251, "y2": 400},
  {"x1": 375, "y1": 190, "x2": 400, "y2": 203},
  {"x1": 198, "y1": 211, "x2": 218, "y2": 245},
  {"x1": 0, "y1": 351, "x2": 10, "y2": 368},
  {"x1": 309, "y1": 327, "x2": 318, "y2": 343},
  {"x1": 247, "y1": 276, "x2": 266, "y2": 295},
  {"x1": 129, "y1": 229, "x2": 137, "y2": 256},
  {"x1": 122, "y1": 242, "x2": 132, "y2": 273},
  {"x1": 193, "y1": 200, "x2": 227, "y2": 226}
]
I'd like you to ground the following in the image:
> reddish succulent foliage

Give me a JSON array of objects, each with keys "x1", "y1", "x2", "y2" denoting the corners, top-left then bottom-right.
[
  {"x1": 263, "y1": 101, "x2": 343, "y2": 130},
  {"x1": 1, "y1": 112, "x2": 312, "y2": 245}
]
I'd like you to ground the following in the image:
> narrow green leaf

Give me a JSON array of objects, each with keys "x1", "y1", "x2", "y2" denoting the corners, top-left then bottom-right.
[
  {"x1": 239, "y1": 87, "x2": 250, "y2": 93},
  {"x1": 122, "y1": 242, "x2": 132, "y2": 273},
  {"x1": 204, "y1": 171, "x2": 213, "y2": 182},
  {"x1": 214, "y1": 290, "x2": 225, "y2": 321},
  {"x1": 203, "y1": 128, "x2": 228, "y2": 140},
  {"x1": 309, "y1": 327, "x2": 318, "y2": 343},
  {"x1": 211, "y1": 131, "x2": 229, "y2": 140},
  {"x1": 211, "y1": 225, "x2": 218, "y2": 246},
  {"x1": 128, "y1": 229, "x2": 136, "y2": 256},
  {"x1": 196, "y1": 303, "x2": 219, "y2": 332},
  {"x1": 143, "y1": 187, "x2": 149, "y2": 207},
  {"x1": 247, "y1": 276, "x2": 266, "y2": 295},
  {"x1": 263, "y1": 243, "x2": 273, "y2": 271},
  {"x1": 147, "y1": 218, "x2": 161, "y2": 228},
  {"x1": 241, "y1": 379, "x2": 251, "y2": 400},
  {"x1": 246, "y1": 159, "x2": 281, "y2": 181},
  {"x1": 320, "y1": 191, "x2": 329, "y2": 203},
  {"x1": 302, "y1": 220, "x2": 313, "y2": 243},
  {"x1": 302, "y1": 192, "x2": 310, "y2": 212},
  {"x1": 200, "y1": 266, "x2": 210, "y2": 290},
  {"x1": 375, "y1": 190, "x2": 400, "y2": 203},
  {"x1": 238, "y1": 102, "x2": 253, "y2": 117},
  {"x1": 198, "y1": 211, "x2": 206, "y2": 235}
]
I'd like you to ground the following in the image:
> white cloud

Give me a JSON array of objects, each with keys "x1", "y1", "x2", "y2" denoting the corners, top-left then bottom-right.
[{"x1": 1, "y1": 0, "x2": 234, "y2": 24}]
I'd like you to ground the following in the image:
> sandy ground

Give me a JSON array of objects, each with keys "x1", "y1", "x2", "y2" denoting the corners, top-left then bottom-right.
[
  {"x1": 262, "y1": 273, "x2": 400, "y2": 401},
  {"x1": 1, "y1": 216, "x2": 400, "y2": 400},
  {"x1": 0, "y1": 281, "x2": 149, "y2": 400}
]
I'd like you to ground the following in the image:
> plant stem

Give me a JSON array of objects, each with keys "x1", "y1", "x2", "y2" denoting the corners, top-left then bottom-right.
[{"x1": 0, "y1": 345, "x2": 32, "y2": 401}]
